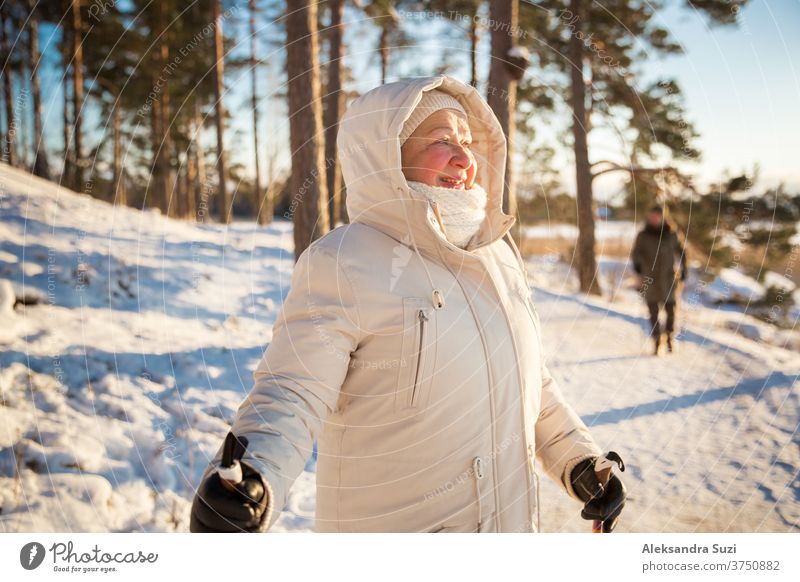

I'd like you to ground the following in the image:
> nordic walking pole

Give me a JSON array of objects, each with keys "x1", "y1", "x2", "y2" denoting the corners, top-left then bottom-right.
[
  {"x1": 217, "y1": 432, "x2": 249, "y2": 493},
  {"x1": 592, "y1": 451, "x2": 625, "y2": 533}
]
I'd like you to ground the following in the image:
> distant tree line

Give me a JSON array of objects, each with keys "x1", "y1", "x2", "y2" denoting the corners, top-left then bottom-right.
[{"x1": 1, "y1": 0, "x2": 752, "y2": 280}]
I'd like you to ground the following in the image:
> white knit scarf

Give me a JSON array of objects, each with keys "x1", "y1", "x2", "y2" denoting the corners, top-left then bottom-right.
[{"x1": 407, "y1": 180, "x2": 488, "y2": 249}]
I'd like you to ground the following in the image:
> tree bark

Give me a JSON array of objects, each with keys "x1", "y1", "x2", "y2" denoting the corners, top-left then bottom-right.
[
  {"x1": 469, "y1": 17, "x2": 479, "y2": 88},
  {"x1": 1, "y1": 8, "x2": 17, "y2": 167},
  {"x1": 379, "y1": 27, "x2": 389, "y2": 85},
  {"x1": 212, "y1": 0, "x2": 230, "y2": 223},
  {"x1": 155, "y1": 0, "x2": 172, "y2": 216},
  {"x1": 112, "y1": 103, "x2": 125, "y2": 205},
  {"x1": 324, "y1": 0, "x2": 344, "y2": 228},
  {"x1": 249, "y1": 0, "x2": 267, "y2": 224},
  {"x1": 486, "y1": 0, "x2": 518, "y2": 226},
  {"x1": 286, "y1": 0, "x2": 329, "y2": 260},
  {"x1": 149, "y1": 74, "x2": 161, "y2": 211},
  {"x1": 27, "y1": 2, "x2": 49, "y2": 179},
  {"x1": 193, "y1": 100, "x2": 209, "y2": 223},
  {"x1": 265, "y1": 145, "x2": 277, "y2": 225},
  {"x1": 568, "y1": 0, "x2": 601, "y2": 295},
  {"x1": 184, "y1": 144, "x2": 196, "y2": 220},
  {"x1": 61, "y1": 22, "x2": 72, "y2": 186},
  {"x1": 71, "y1": 0, "x2": 84, "y2": 190}
]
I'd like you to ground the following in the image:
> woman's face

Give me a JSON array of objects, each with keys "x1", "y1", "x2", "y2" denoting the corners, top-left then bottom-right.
[{"x1": 400, "y1": 109, "x2": 477, "y2": 190}]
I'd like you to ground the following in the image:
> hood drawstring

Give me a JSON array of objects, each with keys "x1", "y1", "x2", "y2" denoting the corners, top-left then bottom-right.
[
  {"x1": 398, "y1": 185, "x2": 446, "y2": 310},
  {"x1": 472, "y1": 456, "x2": 485, "y2": 533}
]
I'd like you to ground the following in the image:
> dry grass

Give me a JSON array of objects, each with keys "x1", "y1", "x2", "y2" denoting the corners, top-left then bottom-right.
[{"x1": 519, "y1": 235, "x2": 634, "y2": 260}]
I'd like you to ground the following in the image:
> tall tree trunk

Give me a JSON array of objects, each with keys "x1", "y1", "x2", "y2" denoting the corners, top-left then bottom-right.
[
  {"x1": 149, "y1": 75, "x2": 161, "y2": 211},
  {"x1": 175, "y1": 158, "x2": 186, "y2": 218},
  {"x1": 212, "y1": 0, "x2": 230, "y2": 223},
  {"x1": 265, "y1": 145, "x2": 276, "y2": 225},
  {"x1": 112, "y1": 103, "x2": 125, "y2": 205},
  {"x1": 0, "y1": 79, "x2": 3, "y2": 166},
  {"x1": 1, "y1": 8, "x2": 17, "y2": 167},
  {"x1": 153, "y1": 0, "x2": 173, "y2": 215},
  {"x1": 379, "y1": 27, "x2": 389, "y2": 85},
  {"x1": 486, "y1": 0, "x2": 518, "y2": 227},
  {"x1": 469, "y1": 17, "x2": 479, "y2": 88},
  {"x1": 0, "y1": 75, "x2": 5, "y2": 165},
  {"x1": 286, "y1": 0, "x2": 329, "y2": 259},
  {"x1": 27, "y1": 2, "x2": 49, "y2": 179},
  {"x1": 193, "y1": 100, "x2": 209, "y2": 223},
  {"x1": 61, "y1": 23, "x2": 73, "y2": 186},
  {"x1": 183, "y1": 145, "x2": 196, "y2": 220},
  {"x1": 71, "y1": 0, "x2": 84, "y2": 190},
  {"x1": 324, "y1": 0, "x2": 344, "y2": 228},
  {"x1": 568, "y1": 0, "x2": 600, "y2": 295},
  {"x1": 249, "y1": 0, "x2": 267, "y2": 225}
]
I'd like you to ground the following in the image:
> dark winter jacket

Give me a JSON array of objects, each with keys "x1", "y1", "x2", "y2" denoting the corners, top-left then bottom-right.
[{"x1": 631, "y1": 222, "x2": 687, "y2": 304}]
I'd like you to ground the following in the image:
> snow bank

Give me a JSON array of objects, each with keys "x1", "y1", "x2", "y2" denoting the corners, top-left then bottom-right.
[
  {"x1": 523, "y1": 220, "x2": 639, "y2": 242},
  {"x1": 0, "y1": 163, "x2": 308, "y2": 532},
  {"x1": 1, "y1": 162, "x2": 797, "y2": 533},
  {"x1": 703, "y1": 268, "x2": 766, "y2": 303}
]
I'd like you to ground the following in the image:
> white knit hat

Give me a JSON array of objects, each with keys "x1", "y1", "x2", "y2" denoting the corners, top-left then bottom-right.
[{"x1": 399, "y1": 89, "x2": 468, "y2": 147}]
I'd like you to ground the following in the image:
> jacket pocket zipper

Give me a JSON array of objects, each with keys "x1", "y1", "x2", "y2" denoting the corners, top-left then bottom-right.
[{"x1": 409, "y1": 309, "x2": 429, "y2": 407}]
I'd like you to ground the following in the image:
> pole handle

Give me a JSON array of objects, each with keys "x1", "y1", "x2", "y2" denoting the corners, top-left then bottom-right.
[{"x1": 217, "y1": 432, "x2": 249, "y2": 492}]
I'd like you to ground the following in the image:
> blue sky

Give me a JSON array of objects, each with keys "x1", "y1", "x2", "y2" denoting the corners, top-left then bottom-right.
[
  {"x1": 23, "y1": 0, "x2": 800, "y2": 202},
  {"x1": 648, "y1": 0, "x2": 800, "y2": 193}
]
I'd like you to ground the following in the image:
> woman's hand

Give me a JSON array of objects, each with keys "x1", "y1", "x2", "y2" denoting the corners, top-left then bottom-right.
[
  {"x1": 189, "y1": 462, "x2": 268, "y2": 532},
  {"x1": 570, "y1": 456, "x2": 627, "y2": 532}
]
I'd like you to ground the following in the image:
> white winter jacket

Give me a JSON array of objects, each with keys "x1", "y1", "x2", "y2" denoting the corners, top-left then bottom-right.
[{"x1": 199, "y1": 75, "x2": 602, "y2": 532}]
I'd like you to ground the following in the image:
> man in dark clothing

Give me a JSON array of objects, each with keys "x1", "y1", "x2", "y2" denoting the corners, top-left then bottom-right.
[{"x1": 631, "y1": 206, "x2": 687, "y2": 355}]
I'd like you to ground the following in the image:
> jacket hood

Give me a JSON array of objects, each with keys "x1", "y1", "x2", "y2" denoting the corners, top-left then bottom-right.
[{"x1": 337, "y1": 75, "x2": 516, "y2": 257}]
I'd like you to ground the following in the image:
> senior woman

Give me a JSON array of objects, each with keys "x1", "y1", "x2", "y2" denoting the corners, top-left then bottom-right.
[{"x1": 190, "y1": 75, "x2": 626, "y2": 533}]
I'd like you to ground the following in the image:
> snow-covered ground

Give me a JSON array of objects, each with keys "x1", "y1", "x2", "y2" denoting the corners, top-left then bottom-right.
[
  {"x1": 1, "y1": 164, "x2": 797, "y2": 532},
  {"x1": 526, "y1": 256, "x2": 799, "y2": 532},
  {"x1": 523, "y1": 220, "x2": 639, "y2": 242}
]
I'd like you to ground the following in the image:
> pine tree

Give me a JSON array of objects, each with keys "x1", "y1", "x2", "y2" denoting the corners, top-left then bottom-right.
[
  {"x1": 285, "y1": 0, "x2": 330, "y2": 259},
  {"x1": 322, "y1": 0, "x2": 345, "y2": 228},
  {"x1": 0, "y1": 4, "x2": 18, "y2": 167},
  {"x1": 212, "y1": 0, "x2": 231, "y2": 223},
  {"x1": 519, "y1": 0, "x2": 748, "y2": 294},
  {"x1": 26, "y1": 0, "x2": 49, "y2": 179}
]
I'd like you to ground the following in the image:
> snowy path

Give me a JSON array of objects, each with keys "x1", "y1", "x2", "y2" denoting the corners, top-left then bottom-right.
[
  {"x1": 532, "y1": 286, "x2": 799, "y2": 532},
  {"x1": 0, "y1": 164, "x2": 797, "y2": 532}
]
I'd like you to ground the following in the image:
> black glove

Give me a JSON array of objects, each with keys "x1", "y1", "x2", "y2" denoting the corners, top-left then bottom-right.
[
  {"x1": 570, "y1": 454, "x2": 627, "y2": 532},
  {"x1": 190, "y1": 461, "x2": 268, "y2": 532}
]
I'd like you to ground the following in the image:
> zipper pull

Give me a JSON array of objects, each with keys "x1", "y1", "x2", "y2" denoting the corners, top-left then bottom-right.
[
  {"x1": 418, "y1": 310, "x2": 429, "y2": 323},
  {"x1": 432, "y1": 289, "x2": 445, "y2": 310},
  {"x1": 472, "y1": 456, "x2": 485, "y2": 479}
]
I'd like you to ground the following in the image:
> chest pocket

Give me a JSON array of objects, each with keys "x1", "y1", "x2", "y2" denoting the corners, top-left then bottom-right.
[{"x1": 394, "y1": 297, "x2": 437, "y2": 417}]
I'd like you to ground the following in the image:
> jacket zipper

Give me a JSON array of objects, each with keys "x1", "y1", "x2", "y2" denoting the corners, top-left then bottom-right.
[
  {"x1": 410, "y1": 309, "x2": 429, "y2": 407},
  {"x1": 428, "y1": 244, "x2": 504, "y2": 527},
  {"x1": 473, "y1": 255, "x2": 531, "y2": 531},
  {"x1": 472, "y1": 456, "x2": 485, "y2": 532},
  {"x1": 528, "y1": 444, "x2": 541, "y2": 532},
  {"x1": 517, "y1": 283, "x2": 544, "y2": 532}
]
